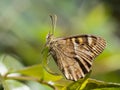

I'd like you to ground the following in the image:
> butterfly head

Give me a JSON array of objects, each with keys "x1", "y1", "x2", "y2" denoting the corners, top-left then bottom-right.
[{"x1": 46, "y1": 33, "x2": 54, "y2": 47}]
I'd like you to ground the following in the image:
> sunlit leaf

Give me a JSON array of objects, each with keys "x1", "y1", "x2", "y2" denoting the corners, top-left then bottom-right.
[
  {"x1": 3, "y1": 80, "x2": 53, "y2": 90},
  {"x1": 83, "y1": 78, "x2": 120, "y2": 90},
  {"x1": 16, "y1": 64, "x2": 43, "y2": 80},
  {"x1": 26, "y1": 81, "x2": 53, "y2": 90},
  {"x1": 0, "y1": 55, "x2": 24, "y2": 73},
  {"x1": 53, "y1": 79, "x2": 72, "y2": 90},
  {"x1": 43, "y1": 69, "x2": 63, "y2": 82},
  {"x1": 3, "y1": 80, "x2": 30, "y2": 90},
  {"x1": 65, "y1": 78, "x2": 120, "y2": 90}
]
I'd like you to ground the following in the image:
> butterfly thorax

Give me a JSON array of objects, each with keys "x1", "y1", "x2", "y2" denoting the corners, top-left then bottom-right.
[{"x1": 46, "y1": 34, "x2": 56, "y2": 47}]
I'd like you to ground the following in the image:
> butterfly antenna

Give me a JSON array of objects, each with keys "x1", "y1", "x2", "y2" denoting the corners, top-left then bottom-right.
[{"x1": 49, "y1": 14, "x2": 57, "y2": 35}]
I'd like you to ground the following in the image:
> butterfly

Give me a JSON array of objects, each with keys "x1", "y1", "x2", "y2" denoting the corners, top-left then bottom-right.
[{"x1": 46, "y1": 15, "x2": 106, "y2": 81}]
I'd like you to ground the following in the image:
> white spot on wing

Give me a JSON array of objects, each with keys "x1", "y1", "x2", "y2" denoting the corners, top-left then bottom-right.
[
  {"x1": 88, "y1": 37, "x2": 93, "y2": 45},
  {"x1": 72, "y1": 38, "x2": 79, "y2": 51}
]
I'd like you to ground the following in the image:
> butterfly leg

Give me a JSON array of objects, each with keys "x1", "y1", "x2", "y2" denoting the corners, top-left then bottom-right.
[
  {"x1": 46, "y1": 52, "x2": 52, "y2": 64},
  {"x1": 42, "y1": 52, "x2": 60, "y2": 76}
]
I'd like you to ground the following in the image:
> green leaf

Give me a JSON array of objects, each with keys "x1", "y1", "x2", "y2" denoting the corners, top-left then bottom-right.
[
  {"x1": 65, "y1": 71, "x2": 120, "y2": 90},
  {"x1": 83, "y1": 78, "x2": 120, "y2": 90},
  {"x1": 3, "y1": 80, "x2": 30, "y2": 90},
  {"x1": 43, "y1": 68, "x2": 63, "y2": 82},
  {"x1": 16, "y1": 64, "x2": 44, "y2": 80},
  {"x1": 66, "y1": 78, "x2": 120, "y2": 90},
  {"x1": 26, "y1": 81, "x2": 53, "y2": 90},
  {"x1": 3, "y1": 80, "x2": 53, "y2": 90},
  {"x1": 53, "y1": 79, "x2": 72, "y2": 90},
  {"x1": 12, "y1": 64, "x2": 62, "y2": 82}
]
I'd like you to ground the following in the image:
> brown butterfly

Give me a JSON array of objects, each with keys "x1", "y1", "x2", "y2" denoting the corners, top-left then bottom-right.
[{"x1": 46, "y1": 15, "x2": 106, "y2": 81}]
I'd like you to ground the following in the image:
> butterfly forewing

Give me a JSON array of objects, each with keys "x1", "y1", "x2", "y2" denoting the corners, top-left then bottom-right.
[{"x1": 48, "y1": 35, "x2": 106, "y2": 81}]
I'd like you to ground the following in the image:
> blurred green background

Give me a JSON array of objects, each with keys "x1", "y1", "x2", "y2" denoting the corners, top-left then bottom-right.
[{"x1": 0, "y1": 0, "x2": 120, "y2": 90}]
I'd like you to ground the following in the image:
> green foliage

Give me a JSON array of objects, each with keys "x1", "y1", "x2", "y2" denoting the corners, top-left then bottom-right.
[
  {"x1": 0, "y1": 0, "x2": 120, "y2": 90},
  {"x1": 0, "y1": 55, "x2": 120, "y2": 90},
  {"x1": 66, "y1": 78, "x2": 120, "y2": 90},
  {"x1": 17, "y1": 64, "x2": 44, "y2": 80}
]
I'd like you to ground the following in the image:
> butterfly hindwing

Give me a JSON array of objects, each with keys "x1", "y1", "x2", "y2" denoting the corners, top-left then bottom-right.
[{"x1": 48, "y1": 35, "x2": 106, "y2": 81}]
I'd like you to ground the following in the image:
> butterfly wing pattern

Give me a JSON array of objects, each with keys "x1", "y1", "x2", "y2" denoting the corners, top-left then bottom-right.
[{"x1": 47, "y1": 34, "x2": 106, "y2": 81}]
